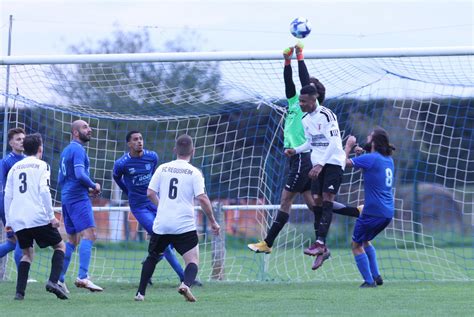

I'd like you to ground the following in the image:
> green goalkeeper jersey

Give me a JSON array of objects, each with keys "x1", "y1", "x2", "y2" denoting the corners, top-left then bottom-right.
[{"x1": 284, "y1": 95, "x2": 306, "y2": 149}]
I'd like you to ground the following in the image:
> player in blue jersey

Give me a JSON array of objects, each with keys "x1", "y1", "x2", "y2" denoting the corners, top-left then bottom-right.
[
  {"x1": 113, "y1": 131, "x2": 185, "y2": 284},
  {"x1": 0, "y1": 128, "x2": 26, "y2": 269},
  {"x1": 58, "y1": 120, "x2": 103, "y2": 292},
  {"x1": 345, "y1": 127, "x2": 395, "y2": 288}
]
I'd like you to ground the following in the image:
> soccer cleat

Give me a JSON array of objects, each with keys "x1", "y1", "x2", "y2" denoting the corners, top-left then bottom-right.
[
  {"x1": 304, "y1": 241, "x2": 326, "y2": 256},
  {"x1": 374, "y1": 275, "x2": 384, "y2": 286},
  {"x1": 134, "y1": 292, "x2": 145, "y2": 301},
  {"x1": 357, "y1": 204, "x2": 364, "y2": 214},
  {"x1": 46, "y1": 280, "x2": 69, "y2": 300},
  {"x1": 14, "y1": 293, "x2": 24, "y2": 300},
  {"x1": 359, "y1": 281, "x2": 377, "y2": 288},
  {"x1": 58, "y1": 281, "x2": 70, "y2": 294},
  {"x1": 295, "y1": 41, "x2": 304, "y2": 60},
  {"x1": 311, "y1": 247, "x2": 331, "y2": 270},
  {"x1": 178, "y1": 282, "x2": 196, "y2": 302},
  {"x1": 247, "y1": 240, "x2": 272, "y2": 254},
  {"x1": 74, "y1": 277, "x2": 104, "y2": 292},
  {"x1": 283, "y1": 47, "x2": 294, "y2": 60}
]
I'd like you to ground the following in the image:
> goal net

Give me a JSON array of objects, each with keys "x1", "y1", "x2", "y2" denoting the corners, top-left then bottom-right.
[{"x1": 1, "y1": 48, "x2": 473, "y2": 283}]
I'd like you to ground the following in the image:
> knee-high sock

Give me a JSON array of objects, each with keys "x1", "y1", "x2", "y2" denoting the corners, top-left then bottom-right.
[
  {"x1": 364, "y1": 245, "x2": 381, "y2": 278},
  {"x1": 312, "y1": 206, "x2": 323, "y2": 240},
  {"x1": 163, "y1": 245, "x2": 184, "y2": 281},
  {"x1": 60, "y1": 242, "x2": 76, "y2": 282},
  {"x1": 0, "y1": 240, "x2": 16, "y2": 258},
  {"x1": 78, "y1": 239, "x2": 93, "y2": 279},
  {"x1": 355, "y1": 253, "x2": 374, "y2": 284},
  {"x1": 16, "y1": 261, "x2": 31, "y2": 296},
  {"x1": 137, "y1": 254, "x2": 159, "y2": 295},
  {"x1": 14, "y1": 243, "x2": 22, "y2": 269},
  {"x1": 49, "y1": 250, "x2": 65, "y2": 283},
  {"x1": 183, "y1": 263, "x2": 198, "y2": 287},
  {"x1": 332, "y1": 201, "x2": 360, "y2": 218},
  {"x1": 317, "y1": 201, "x2": 333, "y2": 243},
  {"x1": 264, "y1": 211, "x2": 290, "y2": 247}
]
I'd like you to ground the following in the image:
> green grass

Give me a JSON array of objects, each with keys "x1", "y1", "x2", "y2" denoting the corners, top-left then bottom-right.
[{"x1": 1, "y1": 280, "x2": 473, "y2": 316}]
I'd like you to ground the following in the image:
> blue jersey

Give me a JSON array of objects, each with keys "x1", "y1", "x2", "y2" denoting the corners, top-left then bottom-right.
[
  {"x1": 113, "y1": 150, "x2": 158, "y2": 208},
  {"x1": 58, "y1": 141, "x2": 93, "y2": 203},
  {"x1": 0, "y1": 152, "x2": 26, "y2": 217},
  {"x1": 351, "y1": 152, "x2": 395, "y2": 218}
]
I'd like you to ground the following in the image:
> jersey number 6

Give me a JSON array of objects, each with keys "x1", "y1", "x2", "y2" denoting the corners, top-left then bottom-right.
[{"x1": 168, "y1": 178, "x2": 178, "y2": 199}]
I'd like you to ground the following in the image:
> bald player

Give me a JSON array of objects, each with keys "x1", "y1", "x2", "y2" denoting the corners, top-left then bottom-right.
[{"x1": 57, "y1": 120, "x2": 103, "y2": 292}]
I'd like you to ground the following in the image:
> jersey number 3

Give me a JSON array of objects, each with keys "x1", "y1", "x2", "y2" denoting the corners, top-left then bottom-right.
[
  {"x1": 168, "y1": 178, "x2": 178, "y2": 199},
  {"x1": 19, "y1": 172, "x2": 27, "y2": 193}
]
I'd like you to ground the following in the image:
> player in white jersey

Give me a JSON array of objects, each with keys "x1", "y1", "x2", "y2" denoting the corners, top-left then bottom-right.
[
  {"x1": 285, "y1": 84, "x2": 346, "y2": 270},
  {"x1": 4, "y1": 134, "x2": 68, "y2": 300},
  {"x1": 135, "y1": 134, "x2": 220, "y2": 302}
]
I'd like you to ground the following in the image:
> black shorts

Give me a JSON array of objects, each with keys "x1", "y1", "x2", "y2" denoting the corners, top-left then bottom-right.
[
  {"x1": 311, "y1": 164, "x2": 343, "y2": 196},
  {"x1": 284, "y1": 152, "x2": 312, "y2": 193},
  {"x1": 16, "y1": 224, "x2": 63, "y2": 249},
  {"x1": 148, "y1": 230, "x2": 199, "y2": 257}
]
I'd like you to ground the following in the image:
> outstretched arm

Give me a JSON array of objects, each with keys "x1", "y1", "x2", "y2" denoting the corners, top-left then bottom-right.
[
  {"x1": 296, "y1": 42, "x2": 310, "y2": 87},
  {"x1": 284, "y1": 64, "x2": 296, "y2": 99},
  {"x1": 283, "y1": 47, "x2": 296, "y2": 99}
]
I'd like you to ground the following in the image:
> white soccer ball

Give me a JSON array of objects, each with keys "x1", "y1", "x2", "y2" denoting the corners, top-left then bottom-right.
[{"x1": 290, "y1": 17, "x2": 312, "y2": 39}]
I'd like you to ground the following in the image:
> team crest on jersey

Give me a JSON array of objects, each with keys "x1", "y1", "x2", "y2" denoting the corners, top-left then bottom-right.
[
  {"x1": 145, "y1": 164, "x2": 151, "y2": 170},
  {"x1": 128, "y1": 167, "x2": 136, "y2": 174}
]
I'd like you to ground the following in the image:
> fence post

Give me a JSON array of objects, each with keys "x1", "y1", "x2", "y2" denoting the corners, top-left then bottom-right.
[{"x1": 211, "y1": 201, "x2": 226, "y2": 280}]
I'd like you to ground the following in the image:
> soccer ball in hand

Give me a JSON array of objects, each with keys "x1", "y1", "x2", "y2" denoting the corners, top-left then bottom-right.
[{"x1": 290, "y1": 17, "x2": 312, "y2": 39}]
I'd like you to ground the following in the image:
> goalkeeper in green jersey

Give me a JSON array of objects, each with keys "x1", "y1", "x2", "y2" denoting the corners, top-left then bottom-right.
[{"x1": 248, "y1": 43, "x2": 361, "y2": 255}]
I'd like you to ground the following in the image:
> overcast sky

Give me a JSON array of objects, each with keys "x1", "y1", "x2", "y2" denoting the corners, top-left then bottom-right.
[{"x1": 0, "y1": 0, "x2": 472, "y2": 56}]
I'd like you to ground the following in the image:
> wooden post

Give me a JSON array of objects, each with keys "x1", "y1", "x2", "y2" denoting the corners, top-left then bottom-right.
[{"x1": 211, "y1": 201, "x2": 225, "y2": 280}]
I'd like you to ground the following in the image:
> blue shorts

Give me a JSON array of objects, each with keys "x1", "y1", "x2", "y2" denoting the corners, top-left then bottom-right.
[
  {"x1": 131, "y1": 202, "x2": 156, "y2": 235},
  {"x1": 62, "y1": 199, "x2": 95, "y2": 235},
  {"x1": 352, "y1": 214, "x2": 392, "y2": 244}
]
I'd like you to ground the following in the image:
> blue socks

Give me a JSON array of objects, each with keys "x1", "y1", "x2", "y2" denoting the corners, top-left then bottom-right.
[
  {"x1": 163, "y1": 245, "x2": 184, "y2": 281},
  {"x1": 0, "y1": 241, "x2": 22, "y2": 269},
  {"x1": 14, "y1": 242, "x2": 22, "y2": 268},
  {"x1": 78, "y1": 239, "x2": 93, "y2": 279},
  {"x1": 0, "y1": 240, "x2": 16, "y2": 258},
  {"x1": 364, "y1": 245, "x2": 381, "y2": 279},
  {"x1": 355, "y1": 253, "x2": 374, "y2": 284},
  {"x1": 60, "y1": 242, "x2": 76, "y2": 282}
]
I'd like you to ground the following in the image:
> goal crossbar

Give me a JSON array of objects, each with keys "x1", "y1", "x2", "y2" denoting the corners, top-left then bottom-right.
[{"x1": 1, "y1": 46, "x2": 472, "y2": 65}]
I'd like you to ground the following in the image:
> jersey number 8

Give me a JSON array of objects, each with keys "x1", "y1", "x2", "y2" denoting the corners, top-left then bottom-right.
[{"x1": 385, "y1": 168, "x2": 393, "y2": 187}]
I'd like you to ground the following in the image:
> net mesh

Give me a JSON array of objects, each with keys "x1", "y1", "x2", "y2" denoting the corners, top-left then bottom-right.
[{"x1": 1, "y1": 53, "x2": 473, "y2": 282}]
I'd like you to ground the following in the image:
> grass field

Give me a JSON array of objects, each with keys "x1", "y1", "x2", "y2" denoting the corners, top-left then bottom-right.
[{"x1": 1, "y1": 280, "x2": 473, "y2": 316}]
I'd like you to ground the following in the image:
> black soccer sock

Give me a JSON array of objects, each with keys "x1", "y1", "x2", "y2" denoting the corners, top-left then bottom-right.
[
  {"x1": 317, "y1": 201, "x2": 334, "y2": 243},
  {"x1": 49, "y1": 250, "x2": 65, "y2": 283},
  {"x1": 332, "y1": 206, "x2": 360, "y2": 218},
  {"x1": 183, "y1": 263, "x2": 198, "y2": 287},
  {"x1": 137, "y1": 254, "x2": 160, "y2": 295},
  {"x1": 16, "y1": 261, "x2": 31, "y2": 296},
  {"x1": 312, "y1": 206, "x2": 323, "y2": 239},
  {"x1": 264, "y1": 211, "x2": 290, "y2": 247}
]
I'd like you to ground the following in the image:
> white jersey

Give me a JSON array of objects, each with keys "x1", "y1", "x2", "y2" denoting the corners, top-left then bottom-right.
[
  {"x1": 148, "y1": 159, "x2": 206, "y2": 234},
  {"x1": 4, "y1": 156, "x2": 55, "y2": 232},
  {"x1": 295, "y1": 106, "x2": 346, "y2": 169}
]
